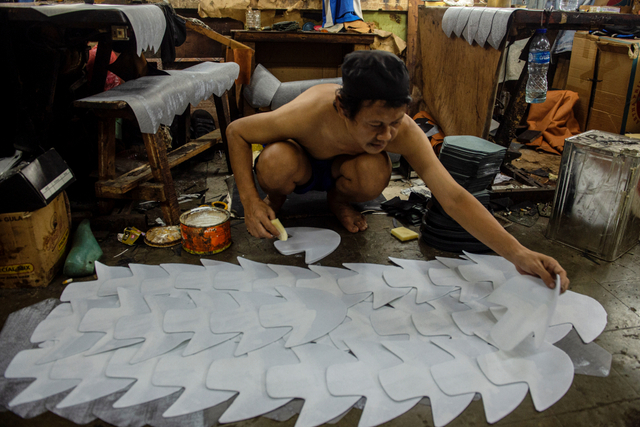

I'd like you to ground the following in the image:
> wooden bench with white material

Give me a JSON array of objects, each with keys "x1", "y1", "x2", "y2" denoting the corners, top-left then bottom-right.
[{"x1": 74, "y1": 61, "x2": 240, "y2": 225}]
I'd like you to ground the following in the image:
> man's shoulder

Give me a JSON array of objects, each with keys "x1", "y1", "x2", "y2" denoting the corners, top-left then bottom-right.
[
  {"x1": 281, "y1": 85, "x2": 340, "y2": 119},
  {"x1": 294, "y1": 83, "x2": 340, "y2": 103}
]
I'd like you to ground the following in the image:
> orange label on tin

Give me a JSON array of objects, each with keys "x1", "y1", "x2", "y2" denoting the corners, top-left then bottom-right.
[{"x1": 181, "y1": 221, "x2": 232, "y2": 255}]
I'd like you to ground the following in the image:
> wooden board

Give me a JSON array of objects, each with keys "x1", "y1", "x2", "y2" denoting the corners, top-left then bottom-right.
[
  {"x1": 418, "y1": 7, "x2": 503, "y2": 138},
  {"x1": 232, "y1": 31, "x2": 375, "y2": 45},
  {"x1": 183, "y1": 0, "x2": 408, "y2": 12},
  {"x1": 269, "y1": 67, "x2": 340, "y2": 82},
  {"x1": 232, "y1": 31, "x2": 372, "y2": 82},
  {"x1": 176, "y1": 29, "x2": 227, "y2": 59},
  {"x1": 96, "y1": 130, "x2": 221, "y2": 197}
]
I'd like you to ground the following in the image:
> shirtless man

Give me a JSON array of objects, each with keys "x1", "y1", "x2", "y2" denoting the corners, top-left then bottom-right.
[{"x1": 227, "y1": 50, "x2": 569, "y2": 292}]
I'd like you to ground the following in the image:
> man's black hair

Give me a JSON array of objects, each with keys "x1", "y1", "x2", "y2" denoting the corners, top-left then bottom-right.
[{"x1": 336, "y1": 50, "x2": 411, "y2": 119}]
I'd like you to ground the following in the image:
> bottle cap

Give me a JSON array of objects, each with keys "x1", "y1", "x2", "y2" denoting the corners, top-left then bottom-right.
[{"x1": 536, "y1": 28, "x2": 548, "y2": 34}]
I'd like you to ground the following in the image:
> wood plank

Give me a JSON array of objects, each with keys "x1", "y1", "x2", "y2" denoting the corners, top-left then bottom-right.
[
  {"x1": 361, "y1": 0, "x2": 408, "y2": 10},
  {"x1": 185, "y1": 19, "x2": 253, "y2": 51},
  {"x1": 174, "y1": 57, "x2": 224, "y2": 63},
  {"x1": 418, "y1": 7, "x2": 503, "y2": 138},
  {"x1": 232, "y1": 31, "x2": 375, "y2": 45},
  {"x1": 97, "y1": 117, "x2": 116, "y2": 215},
  {"x1": 177, "y1": 24, "x2": 228, "y2": 59},
  {"x1": 142, "y1": 133, "x2": 181, "y2": 225},
  {"x1": 74, "y1": 99, "x2": 128, "y2": 110},
  {"x1": 96, "y1": 133, "x2": 220, "y2": 196},
  {"x1": 196, "y1": 129, "x2": 224, "y2": 142},
  {"x1": 97, "y1": 117, "x2": 116, "y2": 181},
  {"x1": 213, "y1": 94, "x2": 233, "y2": 174},
  {"x1": 178, "y1": 0, "x2": 408, "y2": 11},
  {"x1": 95, "y1": 182, "x2": 168, "y2": 201},
  {"x1": 253, "y1": 41, "x2": 346, "y2": 69},
  {"x1": 510, "y1": 10, "x2": 640, "y2": 32},
  {"x1": 406, "y1": 0, "x2": 418, "y2": 86}
]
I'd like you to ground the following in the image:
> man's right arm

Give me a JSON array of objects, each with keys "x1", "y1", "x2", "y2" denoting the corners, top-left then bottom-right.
[{"x1": 226, "y1": 111, "x2": 292, "y2": 238}]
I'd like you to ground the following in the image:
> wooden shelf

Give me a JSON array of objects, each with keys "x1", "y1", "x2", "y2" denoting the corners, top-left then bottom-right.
[
  {"x1": 95, "y1": 129, "x2": 221, "y2": 198},
  {"x1": 232, "y1": 30, "x2": 375, "y2": 45}
]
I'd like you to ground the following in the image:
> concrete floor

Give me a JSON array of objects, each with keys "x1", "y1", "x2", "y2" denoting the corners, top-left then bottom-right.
[{"x1": 1, "y1": 153, "x2": 639, "y2": 427}]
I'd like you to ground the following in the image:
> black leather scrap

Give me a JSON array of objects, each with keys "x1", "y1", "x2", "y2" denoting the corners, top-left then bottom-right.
[{"x1": 380, "y1": 193, "x2": 429, "y2": 226}]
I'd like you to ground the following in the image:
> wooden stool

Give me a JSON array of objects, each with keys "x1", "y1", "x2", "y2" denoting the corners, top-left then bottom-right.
[{"x1": 74, "y1": 90, "x2": 235, "y2": 226}]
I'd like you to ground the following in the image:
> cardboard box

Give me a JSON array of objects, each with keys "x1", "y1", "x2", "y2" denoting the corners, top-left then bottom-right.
[
  {"x1": 578, "y1": 5, "x2": 621, "y2": 12},
  {"x1": 0, "y1": 148, "x2": 75, "y2": 214},
  {"x1": 591, "y1": 0, "x2": 632, "y2": 13},
  {"x1": 566, "y1": 32, "x2": 640, "y2": 135},
  {"x1": 0, "y1": 192, "x2": 70, "y2": 288},
  {"x1": 566, "y1": 32, "x2": 599, "y2": 130}
]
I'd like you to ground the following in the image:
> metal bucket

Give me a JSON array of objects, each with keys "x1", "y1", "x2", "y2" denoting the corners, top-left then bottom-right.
[{"x1": 179, "y1": 203, "x2": 231, "y2": 255}]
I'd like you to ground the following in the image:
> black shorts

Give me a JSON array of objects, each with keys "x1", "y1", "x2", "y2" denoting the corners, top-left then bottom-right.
[{"x1": 254, "y1": 149, "x2": 336, "y2": 194}]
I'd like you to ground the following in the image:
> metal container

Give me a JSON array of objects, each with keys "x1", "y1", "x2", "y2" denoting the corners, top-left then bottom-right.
[
  {"x1": 179, "y1": 205, "x2": 231, "y2": 255},
  {"x1": 546, "y1": 130, "x2": 640, "y2": 261}
]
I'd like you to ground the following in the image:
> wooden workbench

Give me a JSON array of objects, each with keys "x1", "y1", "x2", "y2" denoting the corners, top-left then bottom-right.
[{"x1": 232, "y1": 30, "x2": 376, "y2": 82}]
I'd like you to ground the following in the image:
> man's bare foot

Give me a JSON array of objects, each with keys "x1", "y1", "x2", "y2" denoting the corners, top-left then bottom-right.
[
  {"x1": 264, "y1": 194, "x2": 287, "y2": 213},
  {"x1": 328, "y1": 194, "x2": 368, "y2": 233}
]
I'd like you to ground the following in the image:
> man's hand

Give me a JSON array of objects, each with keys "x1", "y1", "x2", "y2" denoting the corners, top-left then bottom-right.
[
  {"x1": 244, "y1": 199, "x2": 281, "y2": 239},
  {"x1": 511, "y1": 249, "x2": 570, "y2": 293}
]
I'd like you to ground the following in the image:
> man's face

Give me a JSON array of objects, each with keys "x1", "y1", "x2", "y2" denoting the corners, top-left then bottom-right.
[{"x1": 347, "y1": 100, "x2": 407, "y2": 154}]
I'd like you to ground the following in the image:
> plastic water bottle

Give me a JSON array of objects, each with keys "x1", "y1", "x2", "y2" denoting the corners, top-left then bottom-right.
[
  {"x1": 558, "y1": 0, "x2": 579, "y2": 11},
  {"x1": 526, "y1": 28, "x2": 551, "y2": 104}
]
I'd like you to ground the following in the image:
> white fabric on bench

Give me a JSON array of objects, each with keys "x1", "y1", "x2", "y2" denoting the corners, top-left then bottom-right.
[
  {"x1": 0, "y1": 3, "x2": 167, "y2": 55},
  {"x1": 76, "y1": 62, "x2": 239, "y2": 134}
]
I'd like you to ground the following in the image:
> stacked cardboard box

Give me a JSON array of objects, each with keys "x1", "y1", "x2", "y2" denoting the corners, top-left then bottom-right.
[
  {"x1": 0, "y1": 192, "x2": 70, "y2": 288},
  {"x1": 566, "y1": 32, "x2": 640, "y2": 135}
]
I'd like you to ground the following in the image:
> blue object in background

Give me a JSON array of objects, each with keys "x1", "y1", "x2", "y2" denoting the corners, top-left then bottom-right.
[{"x1": 322, "y1": 0, "x2": 363, "y2": 28}]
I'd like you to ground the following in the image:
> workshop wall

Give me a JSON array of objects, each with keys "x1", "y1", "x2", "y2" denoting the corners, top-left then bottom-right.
[
  {"x1": 363, "y1": 11, "x2": 407, "y2": 41},
  {"x1": 174, "y1": 0, "x2": 409, "y2": 39}
]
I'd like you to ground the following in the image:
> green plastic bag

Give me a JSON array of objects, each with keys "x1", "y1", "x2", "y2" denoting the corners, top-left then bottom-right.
[{"x1": 63, "y1": 219, "x2": 103, "y2": 277}]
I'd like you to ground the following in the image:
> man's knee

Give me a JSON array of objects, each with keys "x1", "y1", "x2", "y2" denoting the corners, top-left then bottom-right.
[
  {"x1": 256, "y1": 142, "x2": 308, "y2": 192},
  {"x1": 361, "y1": 152, "x2": 392, "y2": 193},
  {"x1": 339, "y1": 152, "x2": 391, "y2": 200}
]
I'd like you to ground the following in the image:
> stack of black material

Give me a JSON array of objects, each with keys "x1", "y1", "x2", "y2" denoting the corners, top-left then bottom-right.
[{"x1": 421, "y1": 136, "x2": 506, "y2": 253}]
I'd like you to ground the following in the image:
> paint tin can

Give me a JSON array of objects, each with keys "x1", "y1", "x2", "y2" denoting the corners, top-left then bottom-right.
[{"x1": 179, "y1": 203, "x2": 231, "y2": 255}]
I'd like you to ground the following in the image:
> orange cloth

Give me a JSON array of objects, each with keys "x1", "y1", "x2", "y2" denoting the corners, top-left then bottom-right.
[
  {"x1": 412, "y1": 111, "x2": 445, "y2": 155},
  {"x1": 526, "y1": 90, "x2": 581, "y2": 155}
]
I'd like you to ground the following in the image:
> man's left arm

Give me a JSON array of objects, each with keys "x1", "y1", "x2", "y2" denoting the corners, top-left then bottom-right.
[{"x1": 393, "y1": 118, "x2": 569, "y2": 292}]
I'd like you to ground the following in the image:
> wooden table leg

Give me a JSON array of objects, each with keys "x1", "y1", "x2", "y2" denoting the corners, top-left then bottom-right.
[
  {"x1": 175, "y1": 105, "x2": 191, "y2": 148},
  {"x1": 213, "y1": 92, "x2": 233, "y2": 174},
  {"x1": 227, "y1": 84, "x2": 240, "y2": 122},
  {"x1": 97, "y1": 117, "x2": 116, "y2": 215},
  {"x1": 142, "y1": 133, "x2": 181, "y2": 225}
]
